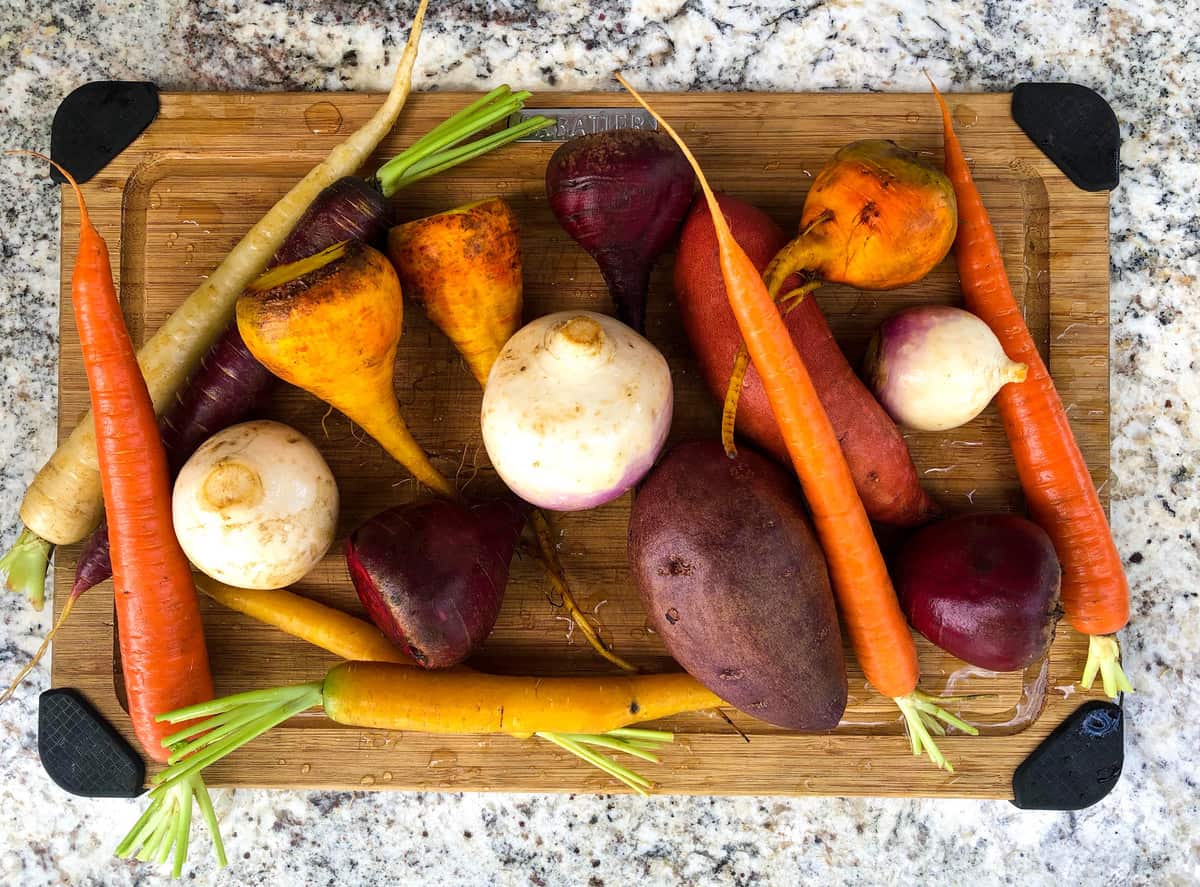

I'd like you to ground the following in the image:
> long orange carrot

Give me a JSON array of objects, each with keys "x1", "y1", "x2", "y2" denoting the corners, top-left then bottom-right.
[
  {"x1": 33, "y1": 154, "x2": 224, "y2": 875},
  {"x1": 928, "y1": 82, "x2": 1132, "y2": 698},
  {"x1": 615, "y1": 79, "x2": 976, "y2": 770}
]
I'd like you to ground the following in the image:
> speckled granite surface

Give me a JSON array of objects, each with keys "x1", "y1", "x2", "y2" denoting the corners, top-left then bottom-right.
[{"x1": 1, "y1": 1, "x2": 1197, "y2": 884}]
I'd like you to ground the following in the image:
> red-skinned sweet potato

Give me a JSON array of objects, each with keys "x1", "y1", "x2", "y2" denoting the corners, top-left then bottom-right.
[
  {"x1": 673, "y1": 193, "x2": 938, "y2": 527},
  {"x1": 629, "y1": 440, "x2": 847, "y2": 730}
]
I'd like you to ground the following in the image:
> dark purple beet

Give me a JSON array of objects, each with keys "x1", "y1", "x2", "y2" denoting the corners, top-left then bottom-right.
[
  {"x1": 270, "y1": 176, "x2": 389, "y2": 268},
  {"x1": 71, "y1": 322, "x2": 277, "y2": 597},
  {"x1": 895, "y1": 513, "x2": 1062, "y2": 672},
  {"x1": 546, "y1": 129, "x2": 694, "y2": 332},
  {"x1": 345, "y1": 498, "x2": 530, "y2": 669}
]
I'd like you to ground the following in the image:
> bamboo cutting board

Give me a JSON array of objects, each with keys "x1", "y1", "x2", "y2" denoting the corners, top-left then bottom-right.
[{"x1": 51, "y1": 91, "x2": 1113, "y2": 798}]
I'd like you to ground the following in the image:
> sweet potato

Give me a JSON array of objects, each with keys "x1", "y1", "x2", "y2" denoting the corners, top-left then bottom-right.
[
  {"x1": 628, "y1": 440, "x2": 847, "y2": 730},
  {"x1": 673, "y1": 193, "x2": 938, "y2": 527}
]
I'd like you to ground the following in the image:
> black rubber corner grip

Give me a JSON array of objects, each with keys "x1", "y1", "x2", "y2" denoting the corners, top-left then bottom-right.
[
  {"x1": 39, "y1": 688, "x2": 145, "y2": 798},
  {"x1": 50, "y1": 81, "x2": 159, "y2": 185},
  {"x1": 1011, "y1": 699, "x2": 1123, "y2": 811},
  {"x1": 1011, "y1": 83, "x2": 1119, "y2": 192}
]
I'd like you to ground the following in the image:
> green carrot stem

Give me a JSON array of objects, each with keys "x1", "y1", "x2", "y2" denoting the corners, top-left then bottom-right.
[
  {"x1": 606, "y1": 727, "x2": 674, "y2": 743},
  {"x1": 557, "y1": 734, "x2": 663, "y2": 763},
  {"x1": 395, "y1": 88, "x2": 532, "y2": 167},
  {"x1": 115, "y1": 795, "x2": 162, "y2": 858},
  {"x1": 172, "y1": 787, "x2": 193, "y2": 877},
  {"x1": 373, "y1": 87, "x2": 552, "y2": 197},
  {"x1": 160, "y1": 706, "x2": 243, "y2": 746},
  {"x1": 154, "y1": 692, "x2": 320, "y2": 789},
  {"x1": 391, "y1": 116, "x2": 553, "y2": 190},
  {"x1": 166, "y1": 699, "x2": 281, "y2": 764},
  {"x1": 538, "y1": 732, "x2": 652, "y2": 794},
  {"x1": 159, "y1": 682, "x2": 321, "y2": 727},
  {"x1": 193, "y1": 774, "x2": 226, "y2": 868}
]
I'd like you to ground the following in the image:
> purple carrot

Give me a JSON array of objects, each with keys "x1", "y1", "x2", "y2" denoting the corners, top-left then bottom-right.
[
  {"x1": 269, "y1": 176, "x2": 389, "y2": 268},
  {"x1": 71, "y1": 322, "x2": 276, "y2": 596}
]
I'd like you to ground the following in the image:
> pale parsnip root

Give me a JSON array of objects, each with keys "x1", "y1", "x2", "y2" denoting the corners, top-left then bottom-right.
[{"x1": 18, "y1": 0, "x2": 429, "y2": 547}]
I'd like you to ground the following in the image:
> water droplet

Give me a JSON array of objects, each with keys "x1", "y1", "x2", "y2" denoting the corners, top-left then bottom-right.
[
  {"x1": 300, "y1": 763, "x2": 311, "y2": 774},
  {"x1": 149, "y1": 192, "x2": 163, "y2": 209},
  {"x1": 428, "y1": 749, "x2": 458, "y2": 768},
  {"x1": 304, "y1": 101, "x2": 343, "y2": 135},
  {"x1": 762, "y1": 159, "x2": 781, "y2": 171},
  {"x1": 381, "y1": 771, "x2": 393, "y2": 782},
  {"x1": 183, "y1": 243, "x2": 195, "y2": 264},
  {"x1": 360, "y1": 774, "x2": 376, "y2": 786},
  {"x1": 801, "y1": 168, "x2": 813, "y2": 178},
  {"x1": 276, "y1": 758, "x2": 286, "y2": 765},
  {"x1": 953, "y1": 104, "x2": 979, "y2": 128},
  {"x1": 905, "y1": 111, "x2": 920, "y2": 124},
  {"x1": 642, "y1": 620, "x2": 656, "y2": 635},
  {"x1": 166, "y1": 231, "x2": 178, "y2": 246}
]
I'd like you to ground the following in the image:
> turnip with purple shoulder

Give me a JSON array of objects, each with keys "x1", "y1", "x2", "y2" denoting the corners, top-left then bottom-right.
[
  {"x1": 481, "y1": 311, "x2": 673, "y2": 512},
  {"x1": 864, "y1": 305, "x2": 1027, "y2": 432}
]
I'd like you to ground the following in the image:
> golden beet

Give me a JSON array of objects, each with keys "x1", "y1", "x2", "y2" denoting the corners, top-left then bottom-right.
[
  {"x1": 236, "y1": 241, "x2": 456, "y2": 499},
  {"x1": 387, "y1": 198, "x2": 523, "y2": 387},
  {"x1": 765, "y1": 139, "x2": 958, "y2": 293}
]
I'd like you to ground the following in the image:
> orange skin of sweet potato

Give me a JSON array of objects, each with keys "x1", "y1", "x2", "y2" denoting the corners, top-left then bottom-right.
[{"x1": 673, "y1": 194, "x2": 938, "y2": 527}]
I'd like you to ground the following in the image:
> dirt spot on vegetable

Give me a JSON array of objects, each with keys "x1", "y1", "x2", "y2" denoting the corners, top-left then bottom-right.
[
  {"x1": 719, "y1": 668, "x2": 745, "y2": 681},
  {"x1": 664, "y1": 607, "x2": 680, "y2": 624},
  {"x1": 658, "y1": 556, "x2": 693, "y2": 577},
  {"x1": 628, "y1": 700, "x2": 640, "y2": 715}
]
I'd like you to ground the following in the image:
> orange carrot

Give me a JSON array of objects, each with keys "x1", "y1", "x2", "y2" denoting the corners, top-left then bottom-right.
[
  {"x1": 30, "y1": 154, "x2": 223, "y2": 874},
  {"x1": 928, "y1": 81, "x2": 1132, "y2": 698},
  {"x1": 615, "y1": 79, "x2": 977, "y2": 769}
]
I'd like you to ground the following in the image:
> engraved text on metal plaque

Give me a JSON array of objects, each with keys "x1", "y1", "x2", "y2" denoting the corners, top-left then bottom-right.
[{"x1": 508, "y1": 108, "x2": 658, "y2": 142}]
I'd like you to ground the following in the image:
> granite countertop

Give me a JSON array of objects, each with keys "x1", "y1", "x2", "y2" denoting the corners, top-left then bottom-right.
[{"x1": 1, "y1": 1, "x2": 1197, "y2": 884}]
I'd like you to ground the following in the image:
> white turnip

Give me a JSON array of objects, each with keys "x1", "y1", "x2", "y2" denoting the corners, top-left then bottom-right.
[
  {"x1": 864, "y1": 305, "x2": 1027, "y2": 431},
  {"x1": 172, "y1": 420, "x2": 338, "y2": 589},
  {"x1": 481, "y1": 311, "x2": 673, "y2": 511}
]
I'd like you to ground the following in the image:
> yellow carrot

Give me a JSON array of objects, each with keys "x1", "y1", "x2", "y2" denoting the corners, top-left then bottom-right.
[
  {"x1": 193, "y1": 575, "x2": 410, "y2": 665},
  {"x1": 320, "y1": 662, "x2": 719, "y2": 736}
]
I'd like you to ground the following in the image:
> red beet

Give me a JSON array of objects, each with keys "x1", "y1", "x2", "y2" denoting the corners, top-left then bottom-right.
[
  {"x1": 895, "y1": 513, "x2": 1062, "y2": 671},
  {"x1": 546, "y1": 129, "x2": 694, "y2": 332},
  {"x1": 345, "y1": 499, "x2": 529, "y2": 668}
]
